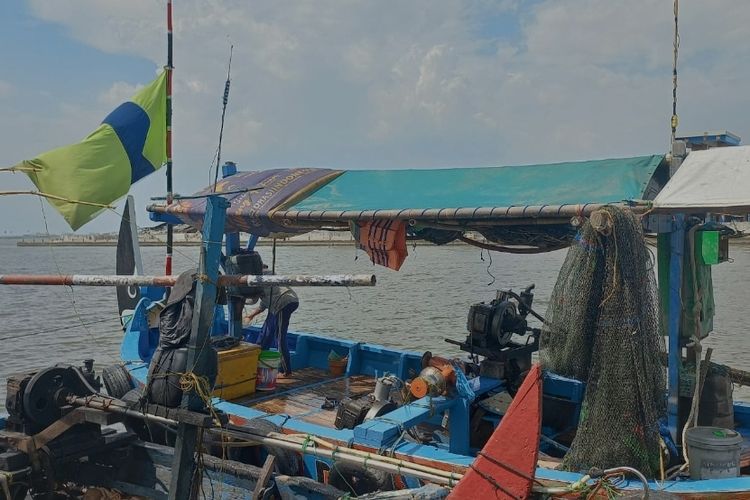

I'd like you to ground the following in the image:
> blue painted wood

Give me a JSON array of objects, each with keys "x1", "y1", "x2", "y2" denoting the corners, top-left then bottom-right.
[
  {"x1": 468, "y1": 377, "x2": 502, "y2": 397},
  {"x1": 734, "y1": 400, "x2": 750, "y2": 423},
  {"x1": 170, "y1": 195, "x2": 228, "y2": 500},
  {"x1": 543, "y1": 372, "x2": 585, "y2": 402},
  {"x1": 354, "y1": 397, "x2": 456, "y2": 447},
  {"x1": 120, "y1": 296, "x2": 151, "y2": 362},
  {"x1": 668, "y1": 215, "x2": 685, "y2": 441},
  {"x1": 246, "y1": 234, "x2": 259, "y2": 250},
  {"x1": 221, "y1": 162, "x2": 244, "y2": 339},
  {"x1": 536, "y1": 465, "x2": 750, "y2": 493},
  {"x1": 347, "y1": 342, "x2": 361, "y2": 374},
  {"x1": 149, "y1": 211, "x2": 183, "y2": 225},
  {"x1": 449, "y1": 398, "x2": 471, "y2": 455}
]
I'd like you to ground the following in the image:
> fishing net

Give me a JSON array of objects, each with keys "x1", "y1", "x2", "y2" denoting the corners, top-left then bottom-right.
[{"x1": 540, "y1": 206, "x2": 666, "y2": 477}]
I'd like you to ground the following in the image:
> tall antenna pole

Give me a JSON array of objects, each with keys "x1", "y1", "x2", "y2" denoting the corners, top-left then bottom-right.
[
  {"x1": 165, "y1": 0, "x2": 174, "y2": 275},
  {"x1": 670, "y1": 0, "x2": 679, "y2": 150}
]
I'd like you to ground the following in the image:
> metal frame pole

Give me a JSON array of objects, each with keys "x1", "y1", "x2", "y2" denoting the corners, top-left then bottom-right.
[
  {"x1": 169, "y1": 195, "x2": 228, "y2": 499},
  {"x1": 165, "y1": 0, "x2": 174, "y2": 275}
]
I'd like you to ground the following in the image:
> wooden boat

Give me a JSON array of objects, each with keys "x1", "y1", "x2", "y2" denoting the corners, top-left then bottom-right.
[{"x1": 4, "y1": 147, "x2": 750, "y2": 498}]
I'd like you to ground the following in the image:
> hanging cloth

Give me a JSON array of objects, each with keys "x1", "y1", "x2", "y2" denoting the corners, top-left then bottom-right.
[{"x1": 357, "y1": 220, "x2": 408, "y2": 271}]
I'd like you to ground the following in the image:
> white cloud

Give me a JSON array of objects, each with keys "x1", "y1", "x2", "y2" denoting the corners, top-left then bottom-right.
[
  {"x1": 22, "y1": 1, "x2": 750, "y2": 161},
  {"x1": 98, "y1": 81, "x2": 145, "y2": 107},
  {"x1": 2, "y1": 0, "x2": 748, "y2": 234}
]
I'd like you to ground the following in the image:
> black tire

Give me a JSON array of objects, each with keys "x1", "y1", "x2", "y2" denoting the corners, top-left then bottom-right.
[
  {"x1": 102, "y1": 364, "x2": 135, "y2": 399},
  {"x1": 328, "y1": 461, "x2": 395, "y2": 495},
  {"x1": 229, "y1": 418, "x2": 302, "y2": 476}
]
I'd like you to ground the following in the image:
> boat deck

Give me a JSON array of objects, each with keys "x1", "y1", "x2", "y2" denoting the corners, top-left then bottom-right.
[{"x1": 232, "y1": 367, "x2": 377, "y2": 428}]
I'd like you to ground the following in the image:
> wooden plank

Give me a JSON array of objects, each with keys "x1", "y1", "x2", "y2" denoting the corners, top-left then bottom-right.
[
  {"x1": 233, "y1": 367, "x2": 333, "y2": 405},
  {"x1": 252, "y1": 454, "x2": 276, "y2": 499}
]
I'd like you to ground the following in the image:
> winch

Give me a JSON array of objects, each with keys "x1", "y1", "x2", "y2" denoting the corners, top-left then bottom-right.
[
  {"x1": 5, "y1": 362, "x2": 101, "y2": 435},
  {"x1": 446, "y1": 284, "x2": 543, "y2": 390}
]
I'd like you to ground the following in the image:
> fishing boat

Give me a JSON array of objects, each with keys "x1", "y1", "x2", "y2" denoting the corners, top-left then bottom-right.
[
  {"x1": 3, "y1": 0, "x2": 750, "y2": 497},
  {"x1": 5, "y1": 144, "x2": 750, "y2": 499}
]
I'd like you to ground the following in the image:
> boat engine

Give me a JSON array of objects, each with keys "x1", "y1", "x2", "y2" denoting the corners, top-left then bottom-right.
[
  {"x1": 447, "y1": 284, "x2": 542, "y2": 390},
  {"x1": 334, "y1": 376, "x2": 400, "y2": 430}
]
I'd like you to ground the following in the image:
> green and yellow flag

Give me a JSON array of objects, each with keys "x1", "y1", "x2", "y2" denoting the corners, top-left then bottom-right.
[{"x1": 16, "y1": 71, "x2": 167, "y2": 230}]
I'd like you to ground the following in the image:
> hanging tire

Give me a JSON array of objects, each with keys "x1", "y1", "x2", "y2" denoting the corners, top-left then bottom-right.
[
  {"x1": 229, "y1": 418, "x2": 302, "y2": 476},
  {"x1": 102, "y1": 364, "x2": 135, "y2": 399},
  {"x1": 328, "y1": 461, "x2": 396, "y2": 496}
]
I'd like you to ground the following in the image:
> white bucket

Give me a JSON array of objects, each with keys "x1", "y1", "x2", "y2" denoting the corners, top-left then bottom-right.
[
  {"x1": 256, "y1": 350, "x2": 282, "y2": 391},
  {"x1": 685, "y1": 426, "x2": 742, "y2": 479}
]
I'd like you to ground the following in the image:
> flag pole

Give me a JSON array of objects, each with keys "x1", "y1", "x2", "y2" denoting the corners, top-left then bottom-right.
[{"x1": 165, "y1": 0, "x2": 174, "y2": 275}]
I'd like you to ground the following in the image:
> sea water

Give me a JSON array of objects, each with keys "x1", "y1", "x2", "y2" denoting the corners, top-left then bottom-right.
[{"x1": 1, "y1": 238, "x2": 748, "y2": 408}]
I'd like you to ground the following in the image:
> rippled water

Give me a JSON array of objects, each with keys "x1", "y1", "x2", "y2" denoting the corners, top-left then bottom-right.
[{"x1": 1, "y1": 237, "x2": 749, "y2": 408}]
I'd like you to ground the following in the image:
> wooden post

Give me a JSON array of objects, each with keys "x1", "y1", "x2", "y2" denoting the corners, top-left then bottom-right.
[
  {"x1": 222, "y1": 162, "x2": 244, "y2": 339},
  {"x1": 667, "y1": 215, "x2": 685, "y2": 442},
  {"x1": 252, "y1": 455, "x2": 276, "y2": 499},
  {"x1": 169, "y1": 195, "x2": 228, "y2": 500}
]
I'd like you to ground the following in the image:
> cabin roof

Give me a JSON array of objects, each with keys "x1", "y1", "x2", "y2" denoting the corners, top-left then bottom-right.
[{"x1": 654, "y1": 145, "x2": 750, "y2": 213}]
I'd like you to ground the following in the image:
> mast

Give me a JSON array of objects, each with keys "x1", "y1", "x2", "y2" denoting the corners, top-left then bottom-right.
[{"x1": 165, "y1": 0, "x2": 174, "y2": 275}]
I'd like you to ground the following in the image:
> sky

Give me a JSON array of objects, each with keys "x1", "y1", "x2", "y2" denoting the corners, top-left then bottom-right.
[{"x1": 0, "y1": 0, "x2": 748, "y2": 235}]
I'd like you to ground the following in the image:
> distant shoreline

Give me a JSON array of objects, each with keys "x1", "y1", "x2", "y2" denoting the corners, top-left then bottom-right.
[
  {"x1": 15, "y1": 238, "x2": 462, "y2": 247},
  {"x1": 16, "y1": 239, "x2": 358, "y2": 247}
]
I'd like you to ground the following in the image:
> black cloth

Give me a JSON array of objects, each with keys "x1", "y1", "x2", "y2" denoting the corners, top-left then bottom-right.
[{"x1": 159, "y1": 270, "x2": 197, "y2": 348}]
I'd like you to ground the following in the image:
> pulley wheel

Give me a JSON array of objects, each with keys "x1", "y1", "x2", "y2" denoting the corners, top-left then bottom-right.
[{"x1": 22, "y1": 367, "x2": 77, "y2": 428}]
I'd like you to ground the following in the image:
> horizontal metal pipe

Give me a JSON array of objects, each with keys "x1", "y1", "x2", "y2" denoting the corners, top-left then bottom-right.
[
  {"x1": 216, "y1": 428, "x2": 458, "y2": 486},
  {"x1": 0, "y1": 273, "x2": 376, "y2": 287},
  {"x1": 68, "y1": 396, "x2": 456, "y2": 486},
  {"x1": 150, "y1": 202, "x2": 649, "y2": 221},
  {"x1": 68, "y1": 396, "x2": 177, "y2": 427},
  {"x1": 148, "y1": 202, "x2": 649, "y2": 223}
]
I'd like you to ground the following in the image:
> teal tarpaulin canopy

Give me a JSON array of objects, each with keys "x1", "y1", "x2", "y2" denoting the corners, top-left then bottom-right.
[
  {"x1": 290, "y1": 155, "x2": 664, "y2": 212},
  {"x1": 149, "y1": 154, "x2": 664, "y2": 235}
]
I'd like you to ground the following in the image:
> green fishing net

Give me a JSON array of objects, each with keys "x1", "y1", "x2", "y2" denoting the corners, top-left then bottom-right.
[{"x1": 540, "y1": 206, "x2": 666, "y2": 477}]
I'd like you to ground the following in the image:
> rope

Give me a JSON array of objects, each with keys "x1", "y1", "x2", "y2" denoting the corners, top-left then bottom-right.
[
  {"x1": 178, "y1": 371, "x2": 225, "y2": 429},
  {"x1": 0, "y1": 190, "x2": 114, "y2": 209},
  {"x1": 460, "y1": 234, "x2": 567, "y2": 254},
  {"x1": 468, "y1": 463, "x2": 521, "y2": 499},
  {"x1": 0, "y1": 316, "x2": 119, "y2": 342},
  {"x1": 37, "y1": 197, "x2": 119, "y2": 364},
  {"x1": 0, "y1": 165, "x2": 41, "y2": 173}
]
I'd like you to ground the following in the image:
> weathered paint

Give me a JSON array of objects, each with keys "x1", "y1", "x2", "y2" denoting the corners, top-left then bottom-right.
[
  {"x1": 169, "y1": 195, "x2": 228, "y2": 500},
  {"x1": 668, "y1": 215, "x2": 685, "y2": 439},
  {"x1": 0, "y1": 273, "x2": 376, "y2": 287},
  {"x1": 270, "y1": 203, "x2": 648, "y2": 225}
]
